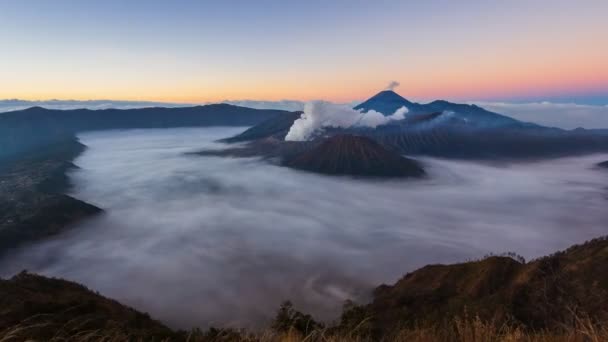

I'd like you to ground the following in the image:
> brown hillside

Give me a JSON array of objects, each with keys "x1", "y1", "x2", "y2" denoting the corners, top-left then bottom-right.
[{"x1": 357, "y1": 237, "x2": 608, "y2": 335}]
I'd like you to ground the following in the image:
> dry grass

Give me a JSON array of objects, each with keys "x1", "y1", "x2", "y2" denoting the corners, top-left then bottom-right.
[{"x1": 2, "y1": 315, "x2": 607, "y2": 342}]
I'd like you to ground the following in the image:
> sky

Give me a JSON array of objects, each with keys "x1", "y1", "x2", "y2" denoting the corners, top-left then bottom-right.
[{"x1": 0, "y1": 0, "x2": 607, "y2": 104}]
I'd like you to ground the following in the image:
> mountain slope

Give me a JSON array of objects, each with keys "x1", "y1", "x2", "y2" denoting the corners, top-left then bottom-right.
[
  {"x1": 348, "y1": 237, "x2": 608, "y2": 336},
  {"x1": 0, "y1": 138, "x2": 101, "y2": 255},
  {"x1": 222, "y1": 111, "x2": 302, "y2": 142},
  {"x1": 284, "y1": 135, "x2": 425, "y2": 178},
  {"x1": 421, "y1": 100, "x2": 530, "y2": 128},
  {"x1": 0, "y1": 272, "x2": 177, "y2": 341}
]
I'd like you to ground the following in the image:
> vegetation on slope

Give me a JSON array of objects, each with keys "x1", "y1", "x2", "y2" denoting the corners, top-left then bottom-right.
[{"x1": 0, "y1": 271, "x2": 177, "y2": 341}]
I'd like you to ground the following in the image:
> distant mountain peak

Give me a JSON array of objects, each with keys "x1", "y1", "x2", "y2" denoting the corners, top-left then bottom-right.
[
  {"x1": 369, "y1": 90, "x2": 412, "y2": 103},
  {"x1": 354, "y1": 90, "x2": 414, "y2": 116},
  {"x1": 23, "y1": 106, "x2": 49, "y2": 112}
]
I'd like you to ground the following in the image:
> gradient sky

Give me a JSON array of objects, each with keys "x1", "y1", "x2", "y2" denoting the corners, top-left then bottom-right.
[{"x1": 1, "y1": 0, "x2": 607, "y2": 104}]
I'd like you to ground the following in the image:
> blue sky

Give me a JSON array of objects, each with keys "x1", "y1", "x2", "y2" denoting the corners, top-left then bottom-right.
[{"x1": 1, "y1": 0, "x2": 607, "y2": 104}]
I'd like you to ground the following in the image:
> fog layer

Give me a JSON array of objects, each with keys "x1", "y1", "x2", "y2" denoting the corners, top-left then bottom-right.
[{"x1": 2, "y1": 127, "x2": 608, "y2": 329}]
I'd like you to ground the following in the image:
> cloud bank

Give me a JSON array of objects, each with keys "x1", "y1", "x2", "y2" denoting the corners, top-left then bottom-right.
[
  {"x1": 285, "y1": 102, "x2": 407, "y2": 141},
  {"x1": 1, "y1": 127, "x2": 607, "y2": 329}
]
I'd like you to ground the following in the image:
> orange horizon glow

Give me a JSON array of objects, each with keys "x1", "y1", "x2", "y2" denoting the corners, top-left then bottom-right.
[
  {"x1": 6, "y1": 73, "x2": 607, "y2": 105},
  {"x1": 2, "y1": 2, "x2": 607, "y2": 104}
]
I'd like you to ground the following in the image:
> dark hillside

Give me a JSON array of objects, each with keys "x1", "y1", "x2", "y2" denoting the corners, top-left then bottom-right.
[
  {"x1": 0, "y1": 272, "x2": 177, "y2": 341},
  {"x1": 0, "y1": 138, "x2": 101, "y2": 255}
]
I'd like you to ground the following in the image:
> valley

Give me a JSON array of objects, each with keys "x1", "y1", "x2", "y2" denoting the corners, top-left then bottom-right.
[{"x1": 2, "y1": 126, "x2": 608, "y2": 331}]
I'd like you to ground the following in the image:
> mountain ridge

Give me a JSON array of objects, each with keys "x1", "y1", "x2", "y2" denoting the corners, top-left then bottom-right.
[{"x1": 0, "y1": 104, "x2": 293, "y2": 161}]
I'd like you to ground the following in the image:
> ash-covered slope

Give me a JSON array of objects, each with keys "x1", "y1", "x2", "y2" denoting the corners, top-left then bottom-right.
[{"x1": 284, "y1": 135, "x2": 425, "y2": 178}]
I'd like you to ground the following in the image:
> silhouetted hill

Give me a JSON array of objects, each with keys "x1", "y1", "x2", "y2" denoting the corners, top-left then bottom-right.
[
  {"x1": 284, "y1": 135, "x2": 425, "y2": 178},
  {"x1": 598, "y1": 161, "x2": 608, "y2": 168},
  {"x1": 0, "y1": 104, "x2": 292, "y2": 161},
  {"x1": 0, "y1": 271, "x2": 177, "y2": 341}
]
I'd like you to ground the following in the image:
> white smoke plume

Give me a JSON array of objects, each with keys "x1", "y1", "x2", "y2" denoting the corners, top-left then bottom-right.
[
  {"x1": 386, "y1": 81, "x2": 400, "y2": 91},
  {"x1": 284, "y1": 102, "x2": 408, "y2": 141}
]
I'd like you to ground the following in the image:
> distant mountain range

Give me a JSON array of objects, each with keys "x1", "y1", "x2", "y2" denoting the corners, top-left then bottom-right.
[
  {"x1": 5, "y1": 91, "x2": 608, "y2": 177},
  {"x1": 0, "y1": 104, "x2": 290, "y2": 161},
  {"x1": 221, "y1": 90, "x2": 608, "y2": 162}
]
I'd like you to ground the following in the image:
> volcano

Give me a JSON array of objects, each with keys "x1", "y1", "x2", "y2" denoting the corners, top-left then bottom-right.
[
  {"x1": 353, "y1": 90, "x2": 415, "y2": 115},
  {"x1": 284, "y1": 134, "x2": 425, "y2": 178}
]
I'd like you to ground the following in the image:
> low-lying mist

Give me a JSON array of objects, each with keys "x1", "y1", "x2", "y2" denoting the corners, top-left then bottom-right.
[{"x1": 2, "y1": 127, "x2": 608, "y2": 329}]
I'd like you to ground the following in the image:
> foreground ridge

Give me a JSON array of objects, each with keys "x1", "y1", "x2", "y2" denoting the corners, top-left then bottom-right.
[{"x1": 2, "y1": 237, "x2": 607, "y2": 341}]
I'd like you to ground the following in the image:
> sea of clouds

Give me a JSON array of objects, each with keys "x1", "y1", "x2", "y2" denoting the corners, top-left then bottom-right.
[{"x1": 1, "y1": 127, "x2": 608, "y2": 329}]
